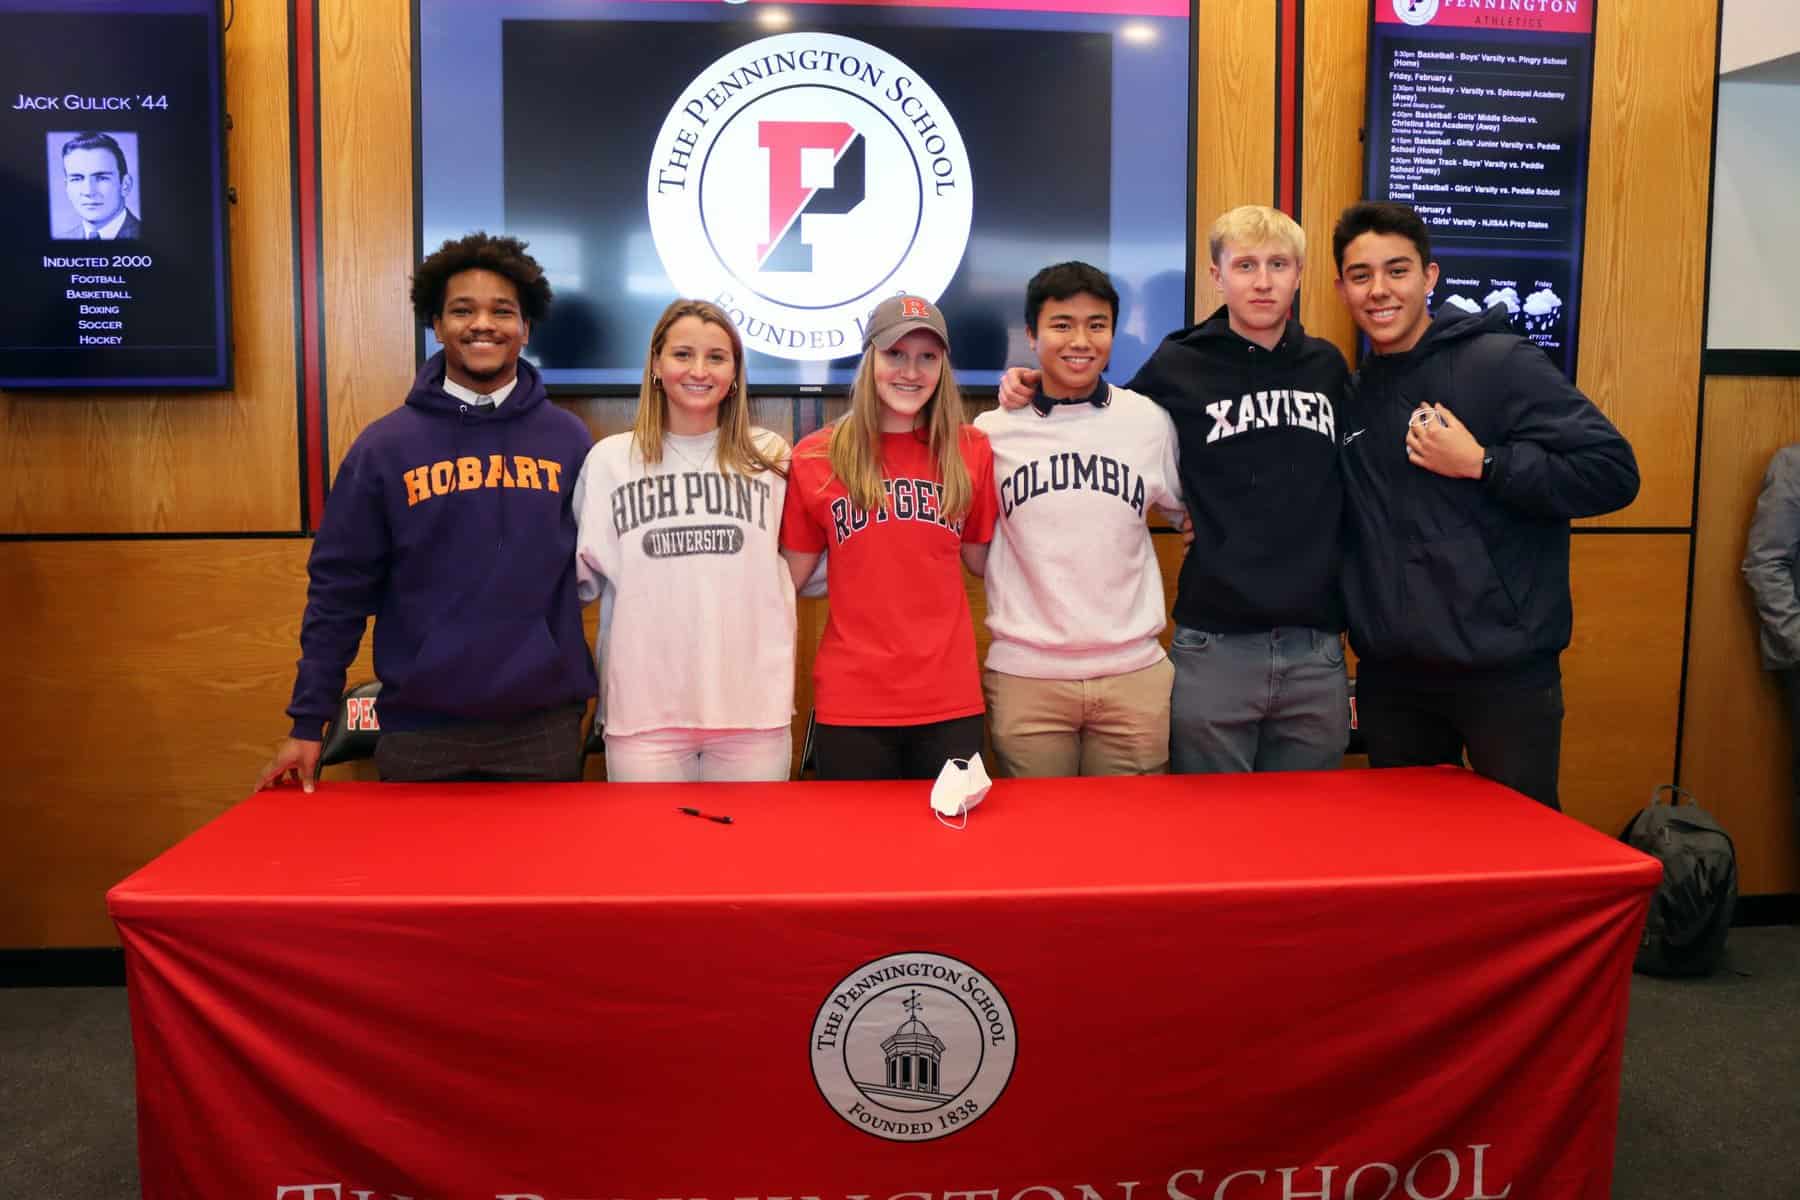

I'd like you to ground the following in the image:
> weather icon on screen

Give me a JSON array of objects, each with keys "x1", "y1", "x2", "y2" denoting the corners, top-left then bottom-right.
[
  {"x1": 1523, "y1": 287, "x2": 1563, "y2": 334},
  {"x1": 1482, "y1": 286, "x2": 1522, "y2": 316}
]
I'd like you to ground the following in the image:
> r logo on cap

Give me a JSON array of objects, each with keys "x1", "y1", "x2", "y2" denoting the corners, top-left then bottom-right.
[{"x1": 863, "y1": 293, "x2": 950, "y2": 351}]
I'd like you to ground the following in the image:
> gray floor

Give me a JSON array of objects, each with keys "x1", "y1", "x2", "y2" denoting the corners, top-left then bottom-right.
[
  {"x1": 1613, "y1": 926, "x2": 1800, "y2": 1198},
  {"x1": 1, "y1": 981, "x2": 139, "y2": 1196},
  {"x1": 2, "y1": 927, "x2": 1796, "y2": 1198}
]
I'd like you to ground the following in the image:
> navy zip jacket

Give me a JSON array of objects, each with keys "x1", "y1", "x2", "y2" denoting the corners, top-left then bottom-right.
[
  {"x1": 1340, "y1": 304, "x2": 1639, "y2": 685},
  {"x1": 1127, "y1": 306, "x2": 1352, "y2": 634},
  {"x1": 286, "y1": 353, "x2": 597, "y2": 738}
]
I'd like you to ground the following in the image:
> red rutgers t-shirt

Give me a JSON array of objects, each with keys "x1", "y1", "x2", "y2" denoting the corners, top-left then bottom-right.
[{"x1": 781, "y1": 424, "x2": 997, "y2": 726}]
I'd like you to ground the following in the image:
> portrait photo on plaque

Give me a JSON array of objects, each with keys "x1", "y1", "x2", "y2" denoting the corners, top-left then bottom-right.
[{"x1": 46, "y1": 129, "x2": 142, "y2": 241}]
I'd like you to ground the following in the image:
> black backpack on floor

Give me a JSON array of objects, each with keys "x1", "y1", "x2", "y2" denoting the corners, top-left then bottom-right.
[{"x1": 1620, "y1": 785, "x2": 1737, "y2": 977}]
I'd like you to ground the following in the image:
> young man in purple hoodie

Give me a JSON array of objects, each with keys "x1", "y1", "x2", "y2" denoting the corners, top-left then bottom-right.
[{"x1": 256, "y1": 233, "x2": 596, "y2": 791}]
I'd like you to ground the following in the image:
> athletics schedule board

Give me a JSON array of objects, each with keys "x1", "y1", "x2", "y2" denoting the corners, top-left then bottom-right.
[
  {"x1": 0, "y1": 0, "x2": 231, "y2": 390},
  {"x1": 1363, "y1": 0, "x2": 1597, "y2": 378}
]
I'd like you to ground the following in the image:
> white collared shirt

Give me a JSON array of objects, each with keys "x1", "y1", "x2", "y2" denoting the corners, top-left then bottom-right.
[
  {"x1": 85, "y1": 208, "x2": 131, "y2": 240},
  {"x1": 442, "y1": 373, "x2": 519, "y2": 409}
]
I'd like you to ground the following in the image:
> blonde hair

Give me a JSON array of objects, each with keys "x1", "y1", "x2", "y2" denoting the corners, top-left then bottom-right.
[
  {"x1": 813, "y1": 341, "x2": 973, "y2": 522},
  {"x1": 633, "y1": 299, "x2": 786, "y2": 478},
  {"x1": 1208, "y1": 204, "x2": 1306, "y2": 266}
]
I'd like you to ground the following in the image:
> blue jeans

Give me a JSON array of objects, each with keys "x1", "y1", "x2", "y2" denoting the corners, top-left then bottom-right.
[{"x1": 1169, "y1": 625, "x2": 1350, "y2": 773}]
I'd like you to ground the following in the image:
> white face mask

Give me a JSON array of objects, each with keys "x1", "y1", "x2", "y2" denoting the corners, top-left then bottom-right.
[{"x1": 929, "y1": 755, "x2": 992, "y2": 830}]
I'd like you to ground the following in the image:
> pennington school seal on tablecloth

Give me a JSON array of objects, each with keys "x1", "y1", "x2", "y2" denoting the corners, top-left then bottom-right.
[{"x1": 810, "y1": 952, "x2": 1016, "y2": 1142}]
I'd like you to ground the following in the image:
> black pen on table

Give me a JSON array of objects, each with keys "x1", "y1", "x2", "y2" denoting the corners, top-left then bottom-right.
[{"x1": 676, "y1": 806, "x2": 733, "y2": 825}]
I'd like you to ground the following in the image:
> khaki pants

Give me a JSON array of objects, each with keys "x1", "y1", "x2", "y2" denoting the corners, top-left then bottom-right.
[{"x1": 983, "y1": 658, "x2": 1174, "y2": 778}]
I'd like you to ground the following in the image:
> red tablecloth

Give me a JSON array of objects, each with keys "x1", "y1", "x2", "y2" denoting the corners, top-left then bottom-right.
[{"x1": 108, "y1": 768, "x2": 1659, "y2": 1200}]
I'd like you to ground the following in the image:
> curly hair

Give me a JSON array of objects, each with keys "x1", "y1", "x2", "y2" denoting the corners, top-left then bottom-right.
[{"x1": 409, "y1": 232, "x2": 553, "y2": 326}]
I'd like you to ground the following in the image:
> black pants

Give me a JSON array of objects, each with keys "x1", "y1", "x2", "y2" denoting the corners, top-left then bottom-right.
[
  {"x1": 812, "y1": 714, "x2": 986, "y2": 781},
  {"x1": 1356, "y1": 677, "x2": 1564, "y2": 809},
  {"x1": 375, "y1": 704, "x2": 588, "y2": 783}
]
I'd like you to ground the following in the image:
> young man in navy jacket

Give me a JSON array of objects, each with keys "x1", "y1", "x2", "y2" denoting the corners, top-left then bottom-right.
[
  {"x1": 1332, "y1": 201, "x2": 1639, "y2": 808},
  {"x1": 257, "y1": 233, "x2": 596, "y2": 790}
]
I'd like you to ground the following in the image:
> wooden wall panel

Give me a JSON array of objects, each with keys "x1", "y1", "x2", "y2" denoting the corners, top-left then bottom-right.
[
  {"x1": 0, "y1": 1, "x2": 298, "y2": 534},
  {"x1": 1194, "y1": 3, "x2": 1277, "y2": 313},
  {"x1": 1297, "y1": 1, "x2": 1364, "y2": 359},
  {"x1": 1561, "y1": 534, "x2": 1687, "y2": 833},
  {"x1": 1576, "y1": 0, "x2": 1715, "y2": 528},
  {"x1": 321, "y1": 0, "x2": 417, "y2": 471},
  {"x1": 0, "y1": 540, "x2": 363, "y2": 946},
  {"x1": 1681, "y1": 377, "x2": 1800, "y2": 894}
]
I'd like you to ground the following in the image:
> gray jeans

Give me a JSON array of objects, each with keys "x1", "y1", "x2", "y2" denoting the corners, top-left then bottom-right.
[{"x1": 1169, "y1": 625, "x2": 1349, "y2": 773}]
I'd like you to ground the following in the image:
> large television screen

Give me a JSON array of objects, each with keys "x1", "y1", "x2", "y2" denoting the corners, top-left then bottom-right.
[
  {"x1": 0, "y1": 0, "x2": 231, "y2": 390},
  {"x1": 416, "y1": 0, "x2": 1193, "y2": 393}
]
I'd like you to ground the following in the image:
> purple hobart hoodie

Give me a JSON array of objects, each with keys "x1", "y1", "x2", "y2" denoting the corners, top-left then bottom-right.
[{"x1": 286, "y1": 352, "x2": 597, "y2": 737}]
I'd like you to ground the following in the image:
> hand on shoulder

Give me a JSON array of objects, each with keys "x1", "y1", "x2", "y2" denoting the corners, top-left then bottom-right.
[{"x1": 997, "y1": 366, "x2": 1040, "y2": 410}]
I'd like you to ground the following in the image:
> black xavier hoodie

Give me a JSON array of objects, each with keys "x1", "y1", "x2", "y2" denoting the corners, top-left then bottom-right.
[
  {"x1": 1340, "y1": 303, "x2": 1639, "y2": 686},
  {"x1": 1127, "y1": 306, "x2": 1353, "y2": 634}
]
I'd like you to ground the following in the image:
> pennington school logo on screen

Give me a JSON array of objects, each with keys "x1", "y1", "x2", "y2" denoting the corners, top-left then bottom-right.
[
  {"x1": 648, "y1": 33, "x2": 973, "y2": 361},
  {"x1": 810, "y1": 952, "x2": 1016, "y2": 1142},
  {"x1": 1392, "y1": 0, "x2": 1441, "y2": 23}
]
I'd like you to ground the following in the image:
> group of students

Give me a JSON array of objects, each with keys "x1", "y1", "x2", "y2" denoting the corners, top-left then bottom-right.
[{"x1": 257, "y1": 199, "x2": 1641, "y2": 808}]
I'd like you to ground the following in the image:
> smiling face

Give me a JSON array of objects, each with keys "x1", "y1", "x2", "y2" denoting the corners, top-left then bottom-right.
[
  {"x1": 655, "y1": 314, "x2": 737, "y2": 434},
  {"x1": 873, "y1": 328, "x2": 945, "y2": 432},
  {"x1": 1211, "y1": 239, "x2": 1300, "y2": 349},
  {"x1": 63, "y1": 146, "x2": 130, "y2": 230},
  {"x1": 1028, "y1": 291, "x2": 1113, "y2": 399},
  {"x1": 432, "y1": 268, "x2": 529, "y2": 391},
  {"x1": 1335, "y1": 230, "x2": 1439, "y2": 355}
]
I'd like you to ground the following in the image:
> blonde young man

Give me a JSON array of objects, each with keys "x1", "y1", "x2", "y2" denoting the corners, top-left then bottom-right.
[{"x1": 999, "y1": 206, "x2": 1353, "y2": 772}]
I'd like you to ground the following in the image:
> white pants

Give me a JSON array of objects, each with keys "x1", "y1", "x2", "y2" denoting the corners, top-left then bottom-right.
[{"x1": 602, "y1": 726, "x2": 793, "y2": 783}]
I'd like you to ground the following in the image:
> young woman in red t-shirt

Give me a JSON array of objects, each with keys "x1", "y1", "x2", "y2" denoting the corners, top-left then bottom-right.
[{"x1": 779, "y1": 295, "x2": 997, "y2": 780}]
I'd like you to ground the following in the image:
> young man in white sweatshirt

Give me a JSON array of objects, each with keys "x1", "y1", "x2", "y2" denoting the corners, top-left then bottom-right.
[{"x1": 973, "y1": 262, "x2": 1183, "y2": 776}]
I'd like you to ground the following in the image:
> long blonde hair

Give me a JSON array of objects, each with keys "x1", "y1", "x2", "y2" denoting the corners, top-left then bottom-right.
[
  {"x1": 820, "y1": 341, "x2": 973, "y2": 521},
  {"x1": 633, "y1": 299, "x2": 786, "y2": 478}
]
